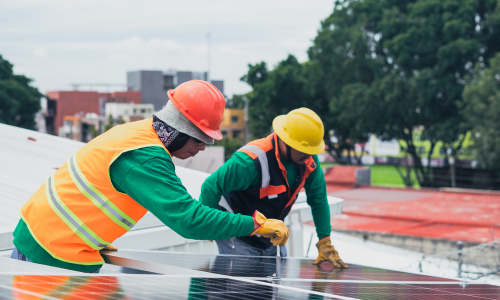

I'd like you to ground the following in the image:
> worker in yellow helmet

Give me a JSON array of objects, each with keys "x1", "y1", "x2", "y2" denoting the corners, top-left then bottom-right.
[{"x1": 200, "y1": 108, "x2": 347, "y2": 268}]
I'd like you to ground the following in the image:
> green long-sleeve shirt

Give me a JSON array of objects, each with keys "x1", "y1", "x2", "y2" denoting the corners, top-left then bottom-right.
[
  {"x1": 13, "y1": 146, "x2": 254, "y2": 272},
  {"x1": 199, "y1": 152, "x2": 331, "y2": 241}
]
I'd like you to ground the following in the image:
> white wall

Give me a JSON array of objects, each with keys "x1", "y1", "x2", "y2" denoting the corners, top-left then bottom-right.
[
  {"x1": 172, "y1": 146, "x2": 225, "y2": 174},
  {"x1": 105, "y1": 103, "x2": 154, "y2": 120}
]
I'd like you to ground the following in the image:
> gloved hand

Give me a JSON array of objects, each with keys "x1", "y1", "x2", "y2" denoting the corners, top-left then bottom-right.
[
  {"x1": 250, "y1": 210, "x2": 289, "y2": 247},
  {"x1": 313, "y1": 237, "x2": 348, "y2": 268},
  {"x1": 101, "y1": 244, "x2": 118, "y2": 251}
]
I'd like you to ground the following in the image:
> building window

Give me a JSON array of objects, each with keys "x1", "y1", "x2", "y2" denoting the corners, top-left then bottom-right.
[
  {"x1": 163, "y1": 75, "x2": 175, "y2": 90},
  {"x1": 141, "y1": 109, "x2": 146, "y2": 113},
  {"x1": 233, "y1": 130, "x2": 241, "y2": 138},
  {"x1": 231, "y1": 116, "x2": 239, "y2": 123}
]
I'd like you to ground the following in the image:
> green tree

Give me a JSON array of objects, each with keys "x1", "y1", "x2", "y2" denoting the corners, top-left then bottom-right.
[
  {"x1": 239, "y1": 0, "x2": 500, "y2": 185},
  {"x1": 462, "y1": 53, "x2": 500, "y2": 174},
  {"x1": 240, "y1": 55, "x2": 371, "y2": 165},
  {"x1": 212, "y1": 137, "x2": 244, "y2": 161},
  {"x1": 240, "y1": 56, "x2": 311, "y2": 139},
  {"x1": 0, "y1": 55, "x2": 42, "y2": 129},
  {"x1": 225, "y1": 94, "x2": 246, "y2": 109},
  {"x1": 309, "y1": 0, "x2": 500, "y2": 186},
  {"x1": 104, "y1": 114, "x2": 115, "y2": 132}
]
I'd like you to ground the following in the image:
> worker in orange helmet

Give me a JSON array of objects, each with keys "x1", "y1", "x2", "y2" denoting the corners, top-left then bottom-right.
[
  {"x1": 200, "y1": 108, "x2": 347, "y2": 268},
  {"x1": 10, "y1": 80, "x2": 288, "y2": 273}
]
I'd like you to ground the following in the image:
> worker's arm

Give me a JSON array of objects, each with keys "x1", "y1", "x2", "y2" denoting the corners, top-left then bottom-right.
[
  {"x1": 199, "y1": 152, "x2": 259, "y2": 209},
  {"x1": 110, "y1": 147, "x2": 255, "y2": 240},
  {"x1": 306, "y1": 156, "x2": 347, "y2": 268},
  {"x1": 304, "y1": 155, "x2": 331, "y2": 240}
]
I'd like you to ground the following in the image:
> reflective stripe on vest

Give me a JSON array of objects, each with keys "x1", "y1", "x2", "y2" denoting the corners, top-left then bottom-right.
[
  {"x1": 67, "y1": 155, "x2": 136, "y2": 230},
  {"x1": 239, "y1": 144, "x2": 270, "y2": 188},
  {"x1": 45, "y1": 175, "x2": 110, "y2": 250}
]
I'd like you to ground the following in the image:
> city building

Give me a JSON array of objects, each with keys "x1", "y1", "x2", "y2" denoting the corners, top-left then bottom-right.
[
  {"x1": 42, "y1": 70, "x2": 224, "y2": 139},
  {"x1": 44, "y1": 90, "x2": 140, "y2": 136},
  {"x1": 60, "y1": 113, "x2": 106, "y2": 143},
  {"x1": 59, "y1": 102, "x2": 154, "y2": 143},
  {"x1": 105, "y1": 102, "x2": 155, "y2": 123},
  {"x1": 219, "y1": 108, "x2": 244, "y2": 139},
  {"x1": 37, "y1": 97, "x2": 57, "y2": 135},
  {"x1": 127, "y1": 70, "x2": 224, "y2": 111}
]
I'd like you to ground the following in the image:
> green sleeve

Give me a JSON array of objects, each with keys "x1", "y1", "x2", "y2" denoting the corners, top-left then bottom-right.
[
  {"x1": 305, "y1": 155, "x2": 331, "y2": 240},
  {"x1": 110, "y1": 147, "x2": 254, "y2": 240},
  {"x1": 199, "y1": 152, "x2": 260, "y2": 209}
]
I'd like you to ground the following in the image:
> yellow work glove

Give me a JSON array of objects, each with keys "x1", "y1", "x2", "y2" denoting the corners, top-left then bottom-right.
[
  {"x1": 313, "y1": 237, "x2": 348, "y2": 268},
  {"x1": 250, "y1": 211, "x2": 289, "y2": 247},
  {"x1": 100, "y1": 244, "x2": 118, "y2": 252}
]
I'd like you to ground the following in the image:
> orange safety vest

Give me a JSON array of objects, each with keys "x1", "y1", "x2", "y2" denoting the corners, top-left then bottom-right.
[
  {"x1": 220, "y1": 133, "x2": 317, "y2": 249},
  {"x1": 20, "y1": 118, "x2": 170, "y2": 265}
]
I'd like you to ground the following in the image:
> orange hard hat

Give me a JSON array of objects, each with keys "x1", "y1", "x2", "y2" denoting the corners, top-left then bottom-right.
[{"x1": 167, "y1": 80, "x2": 225, "y2": 140}]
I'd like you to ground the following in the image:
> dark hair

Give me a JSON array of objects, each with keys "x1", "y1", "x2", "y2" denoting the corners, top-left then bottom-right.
[{"x1": 167, "y1": 132, "x2": 190, "y2": 152}]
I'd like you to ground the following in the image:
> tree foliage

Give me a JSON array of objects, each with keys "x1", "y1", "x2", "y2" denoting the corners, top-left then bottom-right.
[
  {"x1": 462, "y1": 53, "x2": 500, "y2": 174},
  {"x1": 0, "y1": 55, "x2": 42, "y2": 130},
  {"x1": 240, "y1": 0, "x2": 500, "y2": 187},
  {"x1": 213, "y1": 137, "x2": 244, "y2": 162},
  {"x1": 241, "y1": 56, "x2": 312, "y2": 138}
]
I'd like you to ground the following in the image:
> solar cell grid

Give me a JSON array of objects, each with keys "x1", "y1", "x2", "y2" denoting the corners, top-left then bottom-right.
[
  {"x1": 267, "y1": 281, "x2": 500, "y2": 300},
  {"x1": 105, "y1": 250, "x2": 457, "y2": 282},
  {"x1": 0, "y1": 275, "x2": 331, "y2": 300},
  {"x1": 4, "y1": 250, "x2": 494, "y2": 299},
  {"x1": 1, "y1": 274, "x2": 497, "y2": 300}
]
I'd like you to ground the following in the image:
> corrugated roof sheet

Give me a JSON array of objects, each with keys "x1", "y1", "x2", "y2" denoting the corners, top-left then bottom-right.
[{"x1": 0, "y1": 123, "x2": 209, "y2": 230}]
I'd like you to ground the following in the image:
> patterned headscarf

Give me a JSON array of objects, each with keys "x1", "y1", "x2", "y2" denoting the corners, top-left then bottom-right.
[{"x1": 152, "y1": 115, "x2": 190, "y2": 153}]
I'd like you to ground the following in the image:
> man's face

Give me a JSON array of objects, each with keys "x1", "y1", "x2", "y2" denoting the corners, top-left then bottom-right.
[
  {"x1": 289, "y1": 147, "x2": 312, "y2": 165},
  {"x1": 171, "y1": 137, "x2": 206, "y2": 159},
  {"x1": 278, "y1": 138, "x2": 311, "y2": 165}
]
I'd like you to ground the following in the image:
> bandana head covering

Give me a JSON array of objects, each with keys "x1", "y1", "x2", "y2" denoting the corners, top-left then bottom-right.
[{"x1": 152, "y1": 115, "x2": 190, "y2": 153}]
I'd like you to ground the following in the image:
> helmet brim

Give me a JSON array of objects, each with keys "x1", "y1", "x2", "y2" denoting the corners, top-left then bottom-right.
[
  {"x1": 272, "y1": 115, "x2": 325, "y2": 155},
  {"x1": 204, "y1": 129, "x2": 223, "y2": 140}
]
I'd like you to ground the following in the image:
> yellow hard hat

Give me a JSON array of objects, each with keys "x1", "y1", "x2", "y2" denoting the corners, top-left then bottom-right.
[{"x1": 272, "y1": 107, "x2": 325, "y2": 155}]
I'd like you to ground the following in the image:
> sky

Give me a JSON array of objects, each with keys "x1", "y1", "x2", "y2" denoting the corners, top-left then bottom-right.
[{"x1": 0, "y1": 1, "x2": 335, "y2": 97}]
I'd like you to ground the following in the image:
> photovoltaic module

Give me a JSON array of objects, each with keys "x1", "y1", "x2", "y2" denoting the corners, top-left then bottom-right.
[{"x1": 1, "y1": 250, "x2": 499, "y2": 299}]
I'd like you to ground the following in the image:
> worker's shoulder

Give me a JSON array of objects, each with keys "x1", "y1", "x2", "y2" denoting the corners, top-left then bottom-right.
[
  {"x1": 117, "y1": 146, "x2": 172, "y2": 165},
  {"x1": 231, "y1": 150, "x2": 257, "y2": 164}
]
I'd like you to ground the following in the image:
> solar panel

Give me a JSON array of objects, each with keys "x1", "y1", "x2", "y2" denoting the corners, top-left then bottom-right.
[
  {"x1": 0, "y1": 274, "x2": 496, "y2": 300},
  {"x1": 0, "y1": 275, "x2": 337, "y2": 300},
  {"x1": 259, "y1": 280, "x2": 500, "y2": 300},
  {"x1": 104, "y1": 250, "x2": 457, "y2": 282},
  {"x1": 2, "y1": 250, "x2": 497, "y2": 299}
]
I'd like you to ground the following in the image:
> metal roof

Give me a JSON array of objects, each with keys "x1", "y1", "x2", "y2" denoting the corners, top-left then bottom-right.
[
  {"x1": 0, "y1": 123, "x2": 210, "y2": 247},
  {"x1": 0, "y1": 124, "x2": 83, "y2": 229}
]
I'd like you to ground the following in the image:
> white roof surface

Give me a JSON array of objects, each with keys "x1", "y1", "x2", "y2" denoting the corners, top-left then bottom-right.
[{"x1": 0, "y1": 123, "x2": 209, "y2": 230}]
